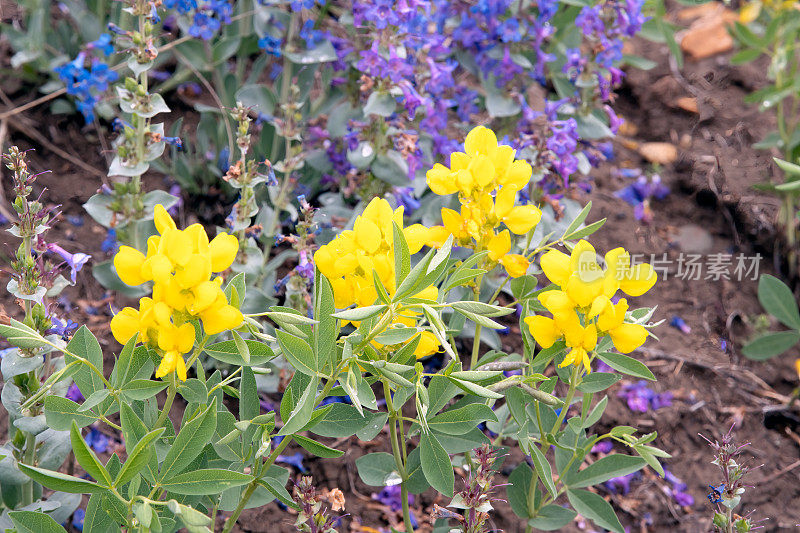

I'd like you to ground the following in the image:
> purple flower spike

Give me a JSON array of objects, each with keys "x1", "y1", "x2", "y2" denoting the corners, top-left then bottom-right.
[{"x1": 47, "y1": 243, "x2": 91, "y2": 283}]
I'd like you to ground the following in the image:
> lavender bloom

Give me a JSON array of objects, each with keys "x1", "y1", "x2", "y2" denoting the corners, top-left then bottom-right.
[
  {"x1": 276, "y1": 452, "x2": 307, "y2": 473},
  {"x1": 47, "y1": 243, "x2": 90, "y2": 283},
  {"x1": 669, "y1": 315, "x2": 691, "y2": 334},
  {"x1": 605, "y1": 472, "x2": 638, "y2": 495},
  {"x1": 84, "y1": 427, "x2": 109, "y2": 453},
  {"x1": 372, "y1": 485, "x2": 414, "y2": 512},
  {"x1": 48, "y1": 316, "x2": 78, "y2": 338},
  {"x1": 163, "y1": 0, "x2": 197, "y2": 13},
  {"x1": 189, "y1": 12, "x2": 221, "y2": 40},
  {"x1": 614, "y1": 173, "x2": 669, "y2": 223},
  {"x1": 618, "y1": 381, "x2": 673, "y2": 413},
  {"x1": 66, "y1": 383, "x2": 84, "y2": 403},
  {"x1": 591, "y1": 440, "x2": 613, "y2": 454}
]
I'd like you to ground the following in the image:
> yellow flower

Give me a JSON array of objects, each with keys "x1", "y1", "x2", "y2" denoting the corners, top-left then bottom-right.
[
  {"x1": 594, "y1": 298, "x2": 648, "y2": 354},
  {"x1": 499, "y1": 254, "x2": 530, "y2": 278},
  {"x1": 314, "y1": 197, "x2": 441, "y2": 358},
  {"x1": 110, "y1": 204, "x2": 243, "y2": 381},
  {"x1": 424, "y1": 125, "x2": 541, "y2": 278}
]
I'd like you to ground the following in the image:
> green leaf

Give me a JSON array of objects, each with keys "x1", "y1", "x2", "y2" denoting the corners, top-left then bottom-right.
[
  {"x1": 596, "y1": 352, "x2": 656, "y2": 381},
  {"x1": 159, "y1": 398, "x2": 217, "y2": 481},
  {"x1": 177, "y1": 379, "x2": 208, "y2": 405},
  {"x1": 566, "y1": 454, "x2": 646, "y2": 488},
  {"x1": 530, "y1": 445, "x2": 556, "y2": 499},
  {"x1": 566, "y1": 489, "x2": 624, "y2": 533},
  {"x1": 757, "y1": 274, "x2": 800, "y2": 329},
  {"x1": 44, "y1": 396, "x2": 98, "y2": 430},
  {"x1": 730, "y1": 48, "x2": 762, "y2": 64},
  {"x1": 577, "y1": 372, "x2": 622, "y2": 393},
  {"x1": 120, "y1": 379, "x2": 168, "y2": 401},
  {"x1": 363, "y1": 91, "x2": 396, "y2": 117},
  {"x1": 582, "y1": 396, "x2": 608, "y2": 429},
  {"x1": 332, "y1": 305, "x2": 387, "y2": 321},
  {"x1": 310, "y1": 404, "x2": 369, "y2": 438},
  {"x1": 428, "y1": 404, "x2": 497, "y2": 435},
  {"x1": 356, "y1": 453, "x2": 399, "y2": 486},
  {"x1": 204, "y1": 339, "x2": 275, "y2": 366},
  {"x1": 71, "y1": 421, "x2": 112, "y2": 486},
  {"x1": 276, "y1": 330, "x2": 318, "y2": 376},
  {"x1": 507, "y1": 463, "x2": 534, "y2": 519},
  {"x1": 114, "y1": 426, "x2": 165, "y2": 488},
  {"x1": 8, "y1": 511, "x2": 68, "y2": 533},
  {"x1": 293, "y1": 434, "x2": 344, "y2": 458},
  {"x1": 278, "y1": 376, "x2": 319, "y2": 436},
  {"x1": 66, "y1": 326, "x2": 104, "y2": 398},
  {"x1": 235, "y1": 84, "x2": 276, "y2": 115},
  {"x1": 0, "y1": 319, "x2": 47, "y2": 349},
  {"x1": 17, "y1": 463, "x2": 106, "y2": 494},
  {"x1": 420, "y1": 432, "x2": 454, "y2": 497},
  {"x1": 161, "y1": 468, "x2": 253, "y2": 495},
  {"x1": 446, "y1": 376, "x2": 503, "y2": 399},
  {"x1": 314, "y1": 273, "x2": 337, "y2": 374},
  {"x1": 742, "y1": 330, "x2": 800, "y2": 360},
  {"x1": 119, "y1": 403, "x2": 158, "y2": 483},
  {"x1": 527, "y1": 505, "x2": 577, "y2": 531}
]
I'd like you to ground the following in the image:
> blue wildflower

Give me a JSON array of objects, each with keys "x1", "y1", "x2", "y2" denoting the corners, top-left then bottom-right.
[
  {"x1": 88, "y1": 34, "x2": 114, "y2": 56},
  {"x1": 189, "y1": 12, "x2": 221, "y2": 40},
  {"x1": 72, "y1": 508, "x2": 85, "y2": 531},
  {"x1": 258, "y1": 35, "x2": 282, "y2": 57},
  {"x1": 84, "y1": 427, "x2": 109, "y2": 453},
  {"x1": 101, "y1": 229, "x2": 118, "y2": 254},
  {"x1": 48, "y1": 316, "x2": 79, "y2": 339},
  {"x1": 47, "y1": 243, "x2": 91, "y2": 283},
  {"x1": 707, "y1": 483, "x2": 725, "y2": 504},
  {"x1": 276, "y1": 452, "x2": 307, "y2": 473},
  {"x1": 66, "y1": 383, "x2": 84, "y2": 403}
]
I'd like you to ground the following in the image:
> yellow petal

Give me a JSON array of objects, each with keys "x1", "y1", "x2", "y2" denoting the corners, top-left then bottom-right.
[
  {"x1": 155, "y1": 351, "x2": 176, "y2": 379},
  {"x1": 524, "y1": 315, "x2": 561, "y2": 348},
  {"x1": 565, "y1": 275, "x2": 603, "y2": 308},
  {"x1": 441, "y1": 208, "x2": 464, "y2": 238},
  {"x1": 314, "y1": 246, "x2": 336, "y2": 280},
  {"x1": 114, "y1": 246, "x2": 147, "y2": 286},
  {"x1": 538, "y1": 290, "x2": 574, "y2": 315},
  {"x1": 464, "y1": 125, "x2": 497, "y2": 157},
  {"x1": 201, "y1": 304, "x2": 243, "y2": 335},
  {"x1": 540, "y1": 250, "x2": 570, "y2": 286},
  {"x1": 175, "y1": 354, "x2": 187, "y2": 381},
  {"x1": 468, "y1": 154, "x2": 496, "y2": 188},
  {"x1": 191, "y1": 281, "x2": 221, "y2": 313},
  {"x1": 426, "y1": 226, "x2": 452, "y2": 248},
  {"x1": 487, "y1": 230, "x2": 511, "y2": 261},
  {"x1": 619, "y1": 263, "x2": 657, "y2": 296},
  {"x1": 177, "y1": 323, "x2": 196, "y2": 353},
  {"x1": 185, "y1": 223, "x2": 209, "y2": 252},
  {"x1": 175, "y1": 253, "x2": 212, "y2": 289},
  {"x1": 209, "y1": 233, "x2": 239, "y2": 272},
  {"x1": 499, "y1": 254, "x2": 529, "y2": 278},
  {"x1": 413, "y1": 331, "x2": 439, "y2": 358},
  {"x1": 427, "y1": 164, "x2": 459, "y2": 195},
  {"x1": 450, "y1": 152, "x2": 471, "y2": 171},
  {"x1": 154, "y1": 204, "x2": 177, "y2": 234},
  {"x1": 494, "y1": 186, "x2": 517, "y2": 219},
  {"x1": 403, "y1": 225, "x2": 429, "y2": 255},
  {"x1": 609, "y1": 323, "x2": 648, "y2": 353},
  {"x1": 502, "y1": 159, "x2": 532, "y2": 189},
  {"x1": 110, "y1": 308, "x2": 140, "y2": 344},
  {"x1": 739, "y1": 2, "x2": 761, "y2": 22},
  {"x1": 354, "y1": 217, "x2": 382, "y2": 254},
  {"x1": 504, "y1": 205, "x2": 542, "y2": 235},
  {"x1": 143, "y1": 254, "x2": 173, "y2": 286}
]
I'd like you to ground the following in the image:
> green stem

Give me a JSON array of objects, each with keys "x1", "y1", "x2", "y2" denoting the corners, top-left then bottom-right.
[
  {"x1": 469, "y1": 284, "x2": 482, "y2": 369},
  {"x1": 21, "y1": 431, "x2": 36, "y2": 506},
  {"x1": 552, "y1": 364, "x2": 580, "y2": 433},
  {"x1": 383, "y1": 380, "x2": 413, "y2": 532},
  {"x1": 222, "y1": 377, "x2": 338, "y2": 532},
  {"x1": 154, "y1": 373, "x2": 177, "y2": 429}
]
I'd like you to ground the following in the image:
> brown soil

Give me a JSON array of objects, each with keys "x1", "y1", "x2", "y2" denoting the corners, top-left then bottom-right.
[{"x1": 1, "y1": 5, "x2": 800, "y2": 533}]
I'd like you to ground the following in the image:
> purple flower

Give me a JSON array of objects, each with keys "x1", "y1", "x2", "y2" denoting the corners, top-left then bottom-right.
[
  {"x1": 669, "y1": 315, "x2": 691, "y2": 334},
  {"x1": 591, "y1": 440, "x2": 613, "y2": 454},
  {"x1": 101, "y1": 229, "x2": 118, "y2": 254},
  {"x1": 71, "y1": 508, "x2": 85, "y2": 531},
  {"x1": 605, "y1": 472, "x2": 638, "y2": 495},
  {"x1": 48, "y1": 316, "x2": 79, "y2": 338},
  {"x1": 258, "y1": 35, "x2": 282, "y2": 56},
  {"x1": 372, "y1": 485, "x2": 414, "y2": 512},
  {"x1": 84, "y1": 427, "x2": 109, "y2": 453},
  {"x1": 618, "y1": 381, "x2": 672, "y2": 413},
  {"x1": 189, "y1": 12, "x2": 221, "y2": 40},
  {"x1": 47, "y1": 243, "x2": 91, "y2": 283},
  {"x1": 276, "y1": 452, "x2": 307, "y2": 473},
  {"x1": 66, "y1": 383, "x2": 84, "y2": 403}
]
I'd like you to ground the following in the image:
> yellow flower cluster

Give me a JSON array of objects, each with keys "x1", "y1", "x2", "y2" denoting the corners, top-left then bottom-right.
[
  {"x1": 425, "y1": 126, "x2": 542, "y2": 278},
  {"x1": 524, "y1": 240, "x2": 657, "y2": 372},
  {"x1": 739, "y1": 0, "x2": 798, "y2": 23},
  {"x1": 110, "y1": 205, "x2": 243, "y2": 380},
  {"x1": 314, "y1": 198, "x2": 439, "y2": 358}
]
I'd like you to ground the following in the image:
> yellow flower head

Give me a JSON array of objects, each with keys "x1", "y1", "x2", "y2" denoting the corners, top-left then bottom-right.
[
  {"x1": 314, "y1": 197, "x2": 439, "y2": 358},
  {"x1": 525, "y1": 242, "x2": 656, "y2": 372},
  {"x1": 110, "y1": 204, "x2": 244, "y2": 381},
  {"x1": 425, "y1": 125, "x2": 541, "y2": 278}
]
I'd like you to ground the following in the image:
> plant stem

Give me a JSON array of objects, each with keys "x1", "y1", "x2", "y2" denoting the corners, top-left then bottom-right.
[
  {"x1": 222, "y1": 377, "x2": 337, "y2": 532},
  {"x1": 154, "y1": 373, "x2": 177, "y2": 429},
  {"x1": 552, "y1": 363, "x2": 580, "y2": 433},
  {"x1": 383, "y1": 380, "x2": 413, "y2": 532},
  {"x1": 21, "y1": 431, "x2": 36, "y2": 506},
  {"x1": 469, "y1": 283, "x2": 482, "y2": 369}
]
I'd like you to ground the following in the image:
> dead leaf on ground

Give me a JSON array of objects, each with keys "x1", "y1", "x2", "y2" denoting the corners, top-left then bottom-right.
[
  {"x1": 679, "y1": 4, "x2": 738, "y2": 60},
  {"x1": 674, "y1": 97, "x2": 699, "y2": 113},
  {"x1": 639, "y1": 142, "x2": 679, "y2": 165}
]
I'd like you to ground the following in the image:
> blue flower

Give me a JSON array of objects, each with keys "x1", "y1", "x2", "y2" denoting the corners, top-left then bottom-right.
[
  {"x1": 71, "y1": 508, "x2": 85, "y2": 531},
  {"x1": 276, "y1": 452, "x2": 307, "y2": 473},
  {"x1": 101, "y1": 229, "x2": 118, "y2": 254},
  {"x1": 88, "y1": 34, "x2": 114, "y2": 56},
  {"x1": 47, "y1": 243, "x2": 91, "y2": 283},
  {"x1": 84, "y1": 427, "x2": 109, "y2": 454},
  {"x1": 48, "y1": 316, "x2": 79, "y2": 338},
  {"x1": 163, "y1": 0, "x2": 197, "y2": 13},
  {"x1": 189, "y1": 12, "x2": 221, "y2": 40},
  {"x1": 66, "y1": 383, "x2": 84, "y2": 403},
  {"x1": 707, "y1": 483, "x2": 725, "y2": 504},
  {"x1": 258, "y1": 35, "x2": 282, "y2": 57}
]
